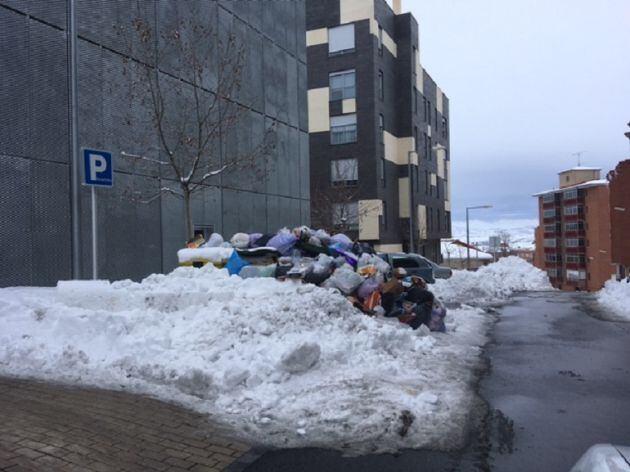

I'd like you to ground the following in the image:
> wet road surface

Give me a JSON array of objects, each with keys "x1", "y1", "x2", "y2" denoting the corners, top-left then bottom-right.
[{"x1": 245, "y1": 291, "x2": 630, "y2": 471}]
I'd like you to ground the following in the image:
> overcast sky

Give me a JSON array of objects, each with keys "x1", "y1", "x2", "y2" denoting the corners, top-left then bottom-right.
[{"x1": 403, "y1": 0, "x2": 630, "y2": 221}]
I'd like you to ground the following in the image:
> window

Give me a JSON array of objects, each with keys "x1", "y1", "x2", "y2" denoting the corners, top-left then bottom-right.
[
  {"x1": 392, "y1": 256, "x2": 430, "y2": 269},
  {"x1": 414, "y1": 166, "x2": 419, "y2": 192},
  {"x1": 429, "y1": 207, "x2": 434, "y2": 231},
  {"x1": 427, "y1": 136, "x2": 432, "y2": 160},
  {"x1": 434, "y1": 108, "x2": 438, "y2": 128},
  {"x1": 379, "y1": 114, "x2": 384, "y2": 142},
  {"x1": 544, "y1": 238, "x2": 557, "y2": 248},
  {"x1": 423, "y1": 133, "x2": 428, "y2": 159},
  {"x1": 424, "y1": 170, "x2": 429, "y2": 195},
  {"x1": 542, "y1": 194, "x2": 555, "y2": 203},
  {"x1": 380, "y1": 158, "x2": 386, "y2": 187},
  {"x1": 425, "y1": 100, "x2": 431, "y2": 123},
  {"x1": 566, "y1": 270, "x2": 586, "y2": 281},
  {"x1": 437, "y1": 209, "x2": 441, "y2": 231},
  {"x1": 547, "y1": 268, "x2": 558, "y2": 278},
  {"x1": 543, "y1": 209, "x2": 556, "y2": 218},
  {"x1": 330, "y1": 158, "x2": 358, "y2": 186},
  {"x1": 441, "y1": 117, "x2": 448, "y2": 138},
  {"x1": 414, "y1": 88, "x2": 418, "y2": 114},
  {"x1": 565, "y1": 222, "x2": 582, "y2": 232},
  {"x1": 563, "y1": 189, "x2": 578, "y2": 200},
  {"x1": 330, "y1": 114, "x2": 357, "y2": 144},
  {"x1": 422, "y1": 97, "x2": 427, "y2": 122},
  {"x1": 329, "y1": 70, "x2": 356, "y2": 101},
  {"x1": 414, "y1": 126, "x2": 419, "y2": 152},
  {"x1": 544, "y1": 224, "x2": 557, "y2": 233},
  {"x1": 332, "y1": 202, "x2": 358, "y2": 229},
  {"x1": 545, "y1": 254, "x2": 559, "y2": 262},
  {"x1": 378, "y1": 25, "x2": 383, "y2": 55},
  {"x1": 329, "y1": 24, "x2": 355, "y2": 55},
  {"x1": 378, "y1": 70, "x2": 384, "y2": 100},
  {"x1": 566, "y1": 255, "x2": 585, "y2": 264},
  {"x1": 381, "y1": 200, "x2": 387, "y2": 229},
  {"x1": 565, "y1": 238, "x2": 583, "y2": 247},
  {"x1": 564, "y1": 206, "x2": 579, "y2": 216}
]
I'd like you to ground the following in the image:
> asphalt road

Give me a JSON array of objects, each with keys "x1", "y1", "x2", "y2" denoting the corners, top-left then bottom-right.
[{"x1": 245, "y1": 291, "x2": 630, "y2": 472}]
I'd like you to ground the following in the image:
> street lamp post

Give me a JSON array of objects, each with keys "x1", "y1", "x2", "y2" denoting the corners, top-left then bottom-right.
[
  {"x1": 408, "y1": 150, "x2": 415, "y2": 253},
  {"x1": 466, "y1": 205, "x2": 493, "y2": 270}
]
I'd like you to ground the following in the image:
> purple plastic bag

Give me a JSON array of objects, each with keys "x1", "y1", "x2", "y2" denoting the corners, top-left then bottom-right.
[
  {"x1": 357, "y1": 278, "x2": 380, "y2": 299},
  {"x1": 249, "y1": 233, "x2": 263, "y2": 248},
  {"x1": 267, "y1": 232, "x2": 298, "y2": 256},
  {"x1": 330, "y1": 233, "x2": 353, "y2": 251}
]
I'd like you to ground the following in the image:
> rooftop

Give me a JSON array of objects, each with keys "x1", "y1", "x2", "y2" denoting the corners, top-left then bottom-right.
[
  {"x1": 558, "y1": 166, "x2": 602, "y2": 173},
  {"x1": 532, "y1": 179, "x2": 608, "y2": 197}
]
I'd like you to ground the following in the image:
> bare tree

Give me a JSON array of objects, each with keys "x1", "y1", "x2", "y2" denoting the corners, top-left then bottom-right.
[
  {"x1": 497, "y1": 230, "x2": 512, "y2": 256},
  {"x1": 119, "y1": 4, "x2": 276, "y2": 240},
  {"x1": 310, "y1": 160, "x2": 382, "y2": 237}
]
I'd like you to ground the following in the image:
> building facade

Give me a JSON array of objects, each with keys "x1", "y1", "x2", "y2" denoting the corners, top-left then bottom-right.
[
  {"x1": 0, "y1": 0, "x2": 309, "y2": 287},
  {"x1": 608, "y1": 159, "x2": 630, "y2": 279},
  {"x1": 306, "y1": 0, "x2": 451, "y2": 262},
  {"x1": 533, "y1": 167, "x2": 616, "y2": 291}
]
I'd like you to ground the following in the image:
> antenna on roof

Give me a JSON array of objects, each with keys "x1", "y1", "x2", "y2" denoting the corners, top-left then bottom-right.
[{"x1": 571, "y1": 151, "x2": 585, "y2": 167}]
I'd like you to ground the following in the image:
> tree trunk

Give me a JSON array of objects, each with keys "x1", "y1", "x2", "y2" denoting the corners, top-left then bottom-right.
[{"x1": 183, "y1": 187, "x2": 194, "y2": 241}]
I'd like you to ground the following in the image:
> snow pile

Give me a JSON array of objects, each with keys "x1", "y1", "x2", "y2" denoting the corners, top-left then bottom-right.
[
  {"x1": 433, "y1": 256, "x2": 552, "y2": 305},
  {"x1": 0, "y1": 266, "x2": 489, "y2": 454},
  {"x1": 597, "y1": 279, "x2": 630, "y2": 321}
]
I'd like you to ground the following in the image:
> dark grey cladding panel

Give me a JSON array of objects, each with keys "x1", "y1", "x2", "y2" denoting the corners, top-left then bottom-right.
[
  {"x1": 247, "y1": 0, "x2": 262, "y2": 32},
  {"x1": 230, "y1": 0, "x2": 249, "y2": 22},
  {"x1": 0, "y1": 8, "x2": 29, "y2": 158},
  {"x1": 301, "y1": 198, "x2": 310, "y2": 226},
  {"x1": 284, "y1": 0, "x2": 297, "y2": 56},
  {"x1": 0, "y1": 156, "x2": 32, "y2": 286},
  {"x1": 287, "y1": 55, "x2": 299, "y2": 128},
  {"x1": 244, "y1": 26, "x2": 264, "y2": 113},
  {"x1": 78, "y1": 39, "x2": 103, "y2": 151},
  {"x1": 287, "y1": 126, "x2": 301, "y2": 199},
  {"x1": 262, "y1": 0, "x2": 282, "y2": 50},
  {"x1": 191, "y1": 184, "x2": 222, "y2": 233},
  {"x1": 295, "y1": 0, "x2": 306, "y2": 64},
  {"x1": 31, "y1": 160, "x2": 72, "y2": 285},
  {"x1": 77, "y1": 0, "x2": 102, "y2": 42},
  {"x1": 27, "y1": 0, "x2": 67, "y2": 30},
  {"x1": 0, "y1": 0, "x2": 26, "y2": 14},
  {"x1": 299, "y1": 131, "x2": 310, "y2": 200},
  {"x1": 160, "y1": 182, "x2": 186, "y2": 272},
  {"x1": 29, "y1": 19, "x2": 69, "y2": 163},
  {"x1": 222, "y1": 188, "x2": 268, "y2": 237},
  {"x1": 298, "y1": 62, "x2": 308, "y2": 132},
  {"x1": 95, "y1": 172, "x2": 162, "y2": 281}
]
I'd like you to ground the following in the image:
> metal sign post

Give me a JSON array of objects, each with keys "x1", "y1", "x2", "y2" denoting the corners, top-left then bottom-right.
[{"x1": 83, "y1": 149, "x2": 113, "y2": 280}]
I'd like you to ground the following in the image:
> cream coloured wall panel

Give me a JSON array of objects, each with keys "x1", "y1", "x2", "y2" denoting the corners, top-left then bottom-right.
[
  {"x1": 436, "y1": 87, "x2": 443, "y2": 114},
  {"x1": 375, "y1": 243, "x2": 403, "y2": 253},
  {"x1": 306, "y1": 28, "x2": 328, "y2": 47},
  {"x1": 342, "y1": 98, "x2": 357, "y2": 114},
  {"x1": 398, "y1": 177, "x2": 410, "y2": 218},
  {"x1": 308, "y1": 88, "x2": 330, "y2": 133},
  {"x1": 339, "y1": 0, "x2": 374, "y2": 24},
  {"x1": 417, "y1": 205, "x2": 427, "y2": 239},
  {"x1": 358, "y1": 199, "x2": 383, "y2": 240}
]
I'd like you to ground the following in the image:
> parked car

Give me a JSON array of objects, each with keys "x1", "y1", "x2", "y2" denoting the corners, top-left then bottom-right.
[
  {"x1": 411, "y1": 254, "x2": 453, "y2": 279},
  {"x1": 378, "y1": 253, "x2": 435, "y2": 284}
]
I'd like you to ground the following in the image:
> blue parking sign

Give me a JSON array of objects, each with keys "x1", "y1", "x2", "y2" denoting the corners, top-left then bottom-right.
[{"x1": 83, "y1": 149, "x2": 113, "y2": 187}]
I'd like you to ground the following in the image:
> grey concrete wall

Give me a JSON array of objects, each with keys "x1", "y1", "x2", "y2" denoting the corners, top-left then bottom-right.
[{"x1": 0, "y1": 0, "x2": 309, "y2": 286}]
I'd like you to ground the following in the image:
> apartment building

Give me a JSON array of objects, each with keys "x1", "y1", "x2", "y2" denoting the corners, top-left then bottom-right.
[
  {"x1": 306, "y1": 0, "x2": 451, "y2": 262},
  {"x1": 608, "y1": 159, "x2": 630, "y2": 279},
  {"x1": 533, "y1": 167, "x2": 616, "y2": 291}
]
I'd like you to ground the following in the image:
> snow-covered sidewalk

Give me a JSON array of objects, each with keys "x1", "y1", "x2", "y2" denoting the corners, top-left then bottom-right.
[
  {"x1": 0, "y1": 258, "x2": 550, "y2": 453},
  {"x1": 597, "y1": 279, "x2": 630, "y2": 321}
]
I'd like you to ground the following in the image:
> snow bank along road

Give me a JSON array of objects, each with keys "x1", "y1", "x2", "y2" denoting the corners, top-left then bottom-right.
[{"x1": 0, "y1": 257, "x2": 550, "y2": 454}]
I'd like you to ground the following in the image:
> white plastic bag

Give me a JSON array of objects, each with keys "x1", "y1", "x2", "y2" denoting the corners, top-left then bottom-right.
[
  {"x1": 230, "y1": 233, "x2": 250, "y2": 249},
  {"x1": 328, "y1": 268, "x2": 364, "y2": 295}
]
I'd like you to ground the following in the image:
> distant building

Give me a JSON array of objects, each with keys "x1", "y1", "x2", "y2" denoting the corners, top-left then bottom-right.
[
  {"x1": 607, "y1": 160, "x2": 630, "y2": 280},
  {"x1": 441, "y1": 239, "x2": 493, "y2": 271},
  {"x1": 533, "y1": 167, "x2": 615, "y2": 291},
  {"x1": 306, "y1": 0, "x2": 451, "y2": 262}
]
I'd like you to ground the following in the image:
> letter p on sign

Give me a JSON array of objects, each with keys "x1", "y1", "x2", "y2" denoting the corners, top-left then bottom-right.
[{"x1": 83, "y1": 149, "x2": 113, "y2": 187}]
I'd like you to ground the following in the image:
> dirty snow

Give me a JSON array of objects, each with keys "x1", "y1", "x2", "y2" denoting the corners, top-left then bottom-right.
[
  {"x1": 0, "y1": 265, "x2": 491, "y2": 454},
  {"x1": 433, "y1": 256, "x2": 552, "y2": 305},
  {"x1": 597, "y1": 279, "x2": 630, "y2": 321}
]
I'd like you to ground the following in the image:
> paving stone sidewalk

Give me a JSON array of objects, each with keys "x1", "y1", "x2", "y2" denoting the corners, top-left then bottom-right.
[{"x1": 0, "y1": 377, "x2": 259, "y2": 472}]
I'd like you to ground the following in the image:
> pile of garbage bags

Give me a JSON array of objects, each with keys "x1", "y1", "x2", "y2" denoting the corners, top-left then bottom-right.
[
  {"x1": 177, "y1": 226, "x2": 446, "y2": 332},
  {"x1": 177, "y1": 227, "x2": 390, "y2": 309}
]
